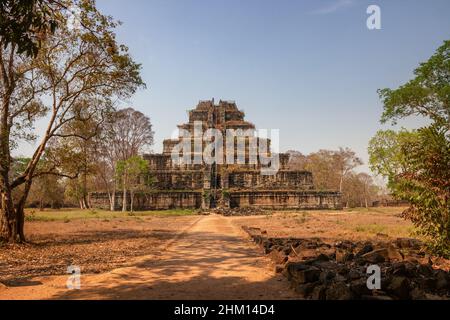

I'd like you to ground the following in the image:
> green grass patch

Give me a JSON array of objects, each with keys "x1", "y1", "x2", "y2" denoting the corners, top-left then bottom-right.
[
  {"x1": 24, "y1": 208, "x2": 198, "y2": 222},
  {"x1": 353, "y1": 223, "x2": 387, "y2": 234}
]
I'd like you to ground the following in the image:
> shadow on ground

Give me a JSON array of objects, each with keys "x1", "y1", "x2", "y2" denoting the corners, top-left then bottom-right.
[{"x1": 48, "y1": 228, "x2": 298, "y2": 300}]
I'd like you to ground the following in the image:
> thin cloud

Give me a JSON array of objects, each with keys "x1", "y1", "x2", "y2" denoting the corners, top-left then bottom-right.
[{"x1": 310, "y1": 0, "x2": 354, "y2": 15}]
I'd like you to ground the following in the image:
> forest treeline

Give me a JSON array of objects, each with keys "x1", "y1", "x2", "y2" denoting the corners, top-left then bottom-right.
[
  {"x1": 13, "y1": 108, "x2": 154, "y2": 212},
  {"x1": 287, "y1": 148, "x2": 387, "y2": 208}
]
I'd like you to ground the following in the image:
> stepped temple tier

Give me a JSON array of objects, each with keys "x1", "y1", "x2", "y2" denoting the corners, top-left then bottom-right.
[{"x1": 90, "y1": 100, "x2": 342, "y2": 210}]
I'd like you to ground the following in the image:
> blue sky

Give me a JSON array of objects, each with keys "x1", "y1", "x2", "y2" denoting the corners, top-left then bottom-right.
[{"x1": 20, "y1": 0, "x2": 450, "y2": 173}]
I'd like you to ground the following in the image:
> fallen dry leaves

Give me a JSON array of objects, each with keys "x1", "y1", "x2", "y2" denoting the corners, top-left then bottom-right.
[{"x1": 0, "y1": 216, "x2": 198, "y2": 284}]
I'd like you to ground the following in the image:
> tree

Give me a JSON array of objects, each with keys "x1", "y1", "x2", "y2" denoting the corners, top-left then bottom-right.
[
  {"x1": 370, "y1": 126, "x2": 449, "y2": 255},
  {"x1": 368, "y1": 129, "x2": 419, "y2": 182},
  {"x1": 116, "y1": 156, "x2": 149, "y2": 213},
  {"x1": 379, "y1": 40, "x2": 449, "y2": 129},
  {"x1": 333, "y1": 147, "x2": 363, "y2": 193},
  {"x1": 96, "y1": 108, "x2": 154, "y2": 211},
  {"x1": 0, "y1": 0, "x2": 60, "y2": 57},
  {"x1": 370, "y1": 40, "x2": 450, "y2": 257},
  {"x1": 289, "y1": 150, "x2": 340, "y2": 190},
  {"x1": 107, "y1": 108, "x2": 154, "y2": 160},
  {"x1": 398, "y1": 126, "x2": 449, "y2": 255},
  {"x1": 0, "y1": 0, "x2": 144, "y2": 242},
  {"x1": 306, "y1": 150, "x2": 341, "y2": 191},
  {"x1": 28, "y1": 174, "x2": 64, "y2": 210},
  {"x1": 288, "y1": 148, "x2": 363, "y2": 193},
  {"x1": 46, "y1": 112, "x2": 104, "y2": 209},
  {"x1": 339, "y1": 172, "x2": 380, "y2": 208},
  {"x1": 288, "y1": 148, "x2": 378, "y2": 208},
  {"x1": 341, "y1": 172, "x2": 364, "y2": 208}
]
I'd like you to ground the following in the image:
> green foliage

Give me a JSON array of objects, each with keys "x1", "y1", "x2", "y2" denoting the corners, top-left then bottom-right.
[
  {"x1": 202, "y1": 190, "x2": 211, "y2": 201},
  {"x1": 221, "y1": 189, "x2": 230, "y2": 199},
  {"x1": 115, "y1": 156, "x2": 149, "y2": 191},
  {"x1": 368, "y1": 129, "x2": 419, "y2": 181},
  {"x1": 379, "y1": 40, "x2": 449, "y2": 128},
  {"x1": 393, "y1": 126, "x2": 450, "y2": 256},
  {"x1": 0, "y1": 0, "x2": 59, "y2": 57},
  {"x1": 370, "y1": 40, "x2": 450, "y2": 257}
]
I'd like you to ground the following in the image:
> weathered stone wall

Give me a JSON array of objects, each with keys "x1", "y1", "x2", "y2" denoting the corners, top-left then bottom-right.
[
  {"x1": 90, "y1": 190, "x2": 341, "y2": 211},
  {"x1": 151, "y1": 171, "x2": 204, "y2": 190},
  {"x1": 228, "y1": 170, "x2": 314, "y2": 190},
  {"x1": 90, "y1": 191, "x2": 202, "y2": 210},
  {"x1": 229, "y1": 191, "x2": 342, "y2": 210},
  {"x1": 145, "y1": 154, "x2": 172, "y2": 170},
  {"x1": 89, "y1": 192, "x2": 112, "y2": 210}
]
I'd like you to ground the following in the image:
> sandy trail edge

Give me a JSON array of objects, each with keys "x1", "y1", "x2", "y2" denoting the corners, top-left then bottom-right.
[{"x1": 0, "y1": 215, "x2": 298, "y2": 300}]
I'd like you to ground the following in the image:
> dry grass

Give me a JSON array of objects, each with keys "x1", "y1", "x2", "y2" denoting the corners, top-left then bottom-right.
[
  {"x1": 25, "y1": 208, "x2": 198, "y2": 222},
  {"x1": 0, "y1": 210, "x2": 201, "y2": 283},
  {"x1": 230, "y1": 207, "x2": 416, "y2": 242}
]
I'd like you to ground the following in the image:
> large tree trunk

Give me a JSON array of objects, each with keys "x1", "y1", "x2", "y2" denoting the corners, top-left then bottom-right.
[
  {"x1": 79, "y1": 199, "x2": 87, "y2": 210},
  {"x1": 122, "y1": 186, "x2": 127, "y2": 212},
  {"x1": 104, "y1": 179, "x2": 115, "y2": 211},
  {"x1": 100, "y1": 168, "x2": 115, "y2": 211},
  {"x1": 130, "y1": 190, "x2": 134, "y2": 213},
  {"x1": 81, "y1": 166, "x2": 89, "y2": 209},
  {"x1": 110, "y1": 189, "x2": 116, "y2": 211},
  {"x1": 87, "y1": 193, "x2": 91, "y2": 209},
  {"x1": 0, "y1": 191, "x2": 16, "y2": 242},
  {"x1": 0, "y1": 190, "x2": 26, "y2": 243},
  {"x1": 82, "y1": 195, "x2": 89, "y2": 209},
  {"x1": 15, "y1": 180, "x2": 33, "y2": 242},
  {"x1": 15, "y1": 202, "x2": 26, "y2": 242}
]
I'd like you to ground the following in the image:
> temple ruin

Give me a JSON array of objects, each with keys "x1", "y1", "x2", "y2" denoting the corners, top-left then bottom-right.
[{"x1": 90, "y1": 99, "x2": 342, "y2": 210}]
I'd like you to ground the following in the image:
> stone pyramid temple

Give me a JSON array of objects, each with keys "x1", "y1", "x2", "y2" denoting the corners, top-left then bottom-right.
[{"x1": 91, "y1": 99, "x2": 342, "y2": 210}]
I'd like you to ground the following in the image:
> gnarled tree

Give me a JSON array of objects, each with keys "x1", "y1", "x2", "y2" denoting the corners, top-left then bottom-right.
[
  {"x1": 0, "y1": 0, "x2": 144, "y2": 242},
  {"x1": 96, "y1": 108, "x2": 154, "y2": 211}
]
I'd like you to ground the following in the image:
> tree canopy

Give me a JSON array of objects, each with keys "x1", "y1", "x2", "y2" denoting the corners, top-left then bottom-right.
[
  {"x1": 370, "y1": 40, "x2": 450, "y2": 257},
  {"x1": 0, "y1": 0, "x2": 60, "y2": 57},
  {"x1": 379, "y1": 40, "x2": 449, "y2": 128}
]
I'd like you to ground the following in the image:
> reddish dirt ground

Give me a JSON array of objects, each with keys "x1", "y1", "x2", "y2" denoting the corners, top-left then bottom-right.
[
  {"x1": 0, "y1": 214, "x2": 296, "y2": 300},
  {"x1": 0, "y1": 215, "x2": 199, "y2": 283}
]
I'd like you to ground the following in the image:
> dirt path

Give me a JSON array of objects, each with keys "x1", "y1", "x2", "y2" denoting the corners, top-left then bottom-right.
[{"x1": 0, "y1": 215, "x2": 298, "y2": 300}]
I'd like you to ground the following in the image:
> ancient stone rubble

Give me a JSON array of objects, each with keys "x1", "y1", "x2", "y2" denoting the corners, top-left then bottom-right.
[
  {"x1": 90, "y1": 100, "x2": 342, "y2": 211},
  {"x1": 243, "y1": 226, "x2": 450, "y2": 300}
]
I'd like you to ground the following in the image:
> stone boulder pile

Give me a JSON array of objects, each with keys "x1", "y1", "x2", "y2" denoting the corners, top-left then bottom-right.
[{"x1": 242, "y1": 226, "x2": 450, "y2": 300}]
